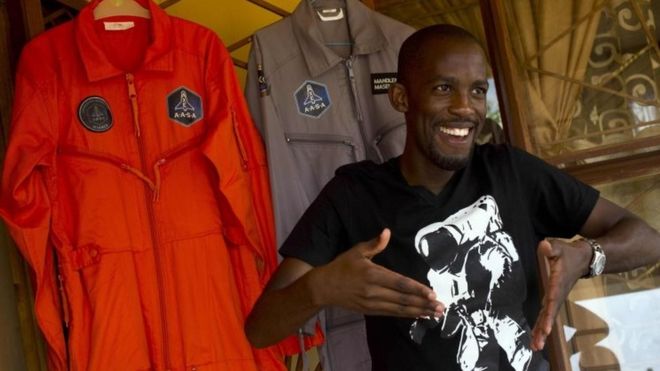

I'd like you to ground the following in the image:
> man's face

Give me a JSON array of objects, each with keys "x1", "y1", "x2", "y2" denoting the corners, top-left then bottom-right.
[{"x1": 398, "y1": 37, "x2": 488, "y2": 171}]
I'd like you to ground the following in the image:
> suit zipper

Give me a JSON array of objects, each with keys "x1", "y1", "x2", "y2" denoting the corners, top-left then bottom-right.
[
  {"x1": 231, "y1": 110, "x2": 249, "y2": 170},
  {"x1": 344, "y1": 56, "x2": 367, "y2": 159},
  {"x1": 126, "y1": 72, "x2": 171, "y2": 368},
  {"x1": 285, "y1": 134, "x2": 357, "y2": 161},
  {"x1": 285, "y1": 135, "x2": 356, "y2": 147}
]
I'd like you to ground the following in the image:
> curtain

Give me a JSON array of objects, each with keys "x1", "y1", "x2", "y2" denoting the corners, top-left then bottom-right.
[{"x1": 505, "y1": 0, "x2": 603, "y2": 156}]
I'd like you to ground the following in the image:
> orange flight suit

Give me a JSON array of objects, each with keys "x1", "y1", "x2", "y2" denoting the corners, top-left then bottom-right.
[{"x1": 0, "y1": 1, "x2": 293, "y2": 369}]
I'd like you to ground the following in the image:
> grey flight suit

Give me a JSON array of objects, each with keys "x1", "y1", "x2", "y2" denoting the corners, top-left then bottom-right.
[{"x1": 246, "y1": 0, "x2": 414, "y2": 370}]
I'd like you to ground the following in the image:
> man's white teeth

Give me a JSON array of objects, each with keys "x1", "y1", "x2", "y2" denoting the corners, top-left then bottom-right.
[{"x1": 439, "y1": 127, "x2": 470, "y2": 136}]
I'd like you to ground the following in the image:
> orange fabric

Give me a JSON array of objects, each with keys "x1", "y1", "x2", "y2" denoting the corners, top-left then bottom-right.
[
  {"x1": 0, "y1": 1, "x2": 288, "y2": 370},
  {"x1": 215, "y1": 58, "x2": 325, "y2": 358}
]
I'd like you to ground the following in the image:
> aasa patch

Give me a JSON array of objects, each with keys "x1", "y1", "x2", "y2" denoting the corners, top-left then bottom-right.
[
  {"x1": 167, "y1": 86, "x2": 203, "y2": 126},
  {"x1": 294, "y1": 80, "x2": 331, "y2": 119},
  {"x1": 78, "y1": 96, "x2": 113, "y2": 133}
]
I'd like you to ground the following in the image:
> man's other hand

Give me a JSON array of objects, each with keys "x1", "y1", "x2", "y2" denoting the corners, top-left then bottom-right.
[
  {"x1": 311, "y1": 228, "x2": 445, "y2": 319},
  {"x1": 531, "y1": 238, "x2": 591, "y2": 351}
]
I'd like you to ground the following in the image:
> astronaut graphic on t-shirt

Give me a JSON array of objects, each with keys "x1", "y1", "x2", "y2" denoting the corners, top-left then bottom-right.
[{"x1": 410, "y1": 195, "x2": 533, "y2": 371}]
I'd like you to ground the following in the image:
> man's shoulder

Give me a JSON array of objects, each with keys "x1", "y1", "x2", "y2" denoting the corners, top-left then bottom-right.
[
  {"x1": 473, "y1": 143, "x2": 540, "y2": 167},
  {"x1": 475, "y1": 142, "x2": 512, "y2": 156},
  {"x1": 328, "y1": 159, "x2": 399, "y2": 196},
  {"x1": 472, "y1": 143, "x2": 514, "y2": 168},
  {"x1": 335, "y1": 159, "x2": 393, "y2": 178}
]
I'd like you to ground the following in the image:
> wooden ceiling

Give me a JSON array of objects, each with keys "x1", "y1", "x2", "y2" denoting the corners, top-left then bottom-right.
[
  {"x1": 33, "y1": 0, "x2": 489, "y2": 69},
  {"x1": 42, "y1": 0, "x2": 181, "y2": 27},
  {"x1": 38, "y1": 0, "x2": 487, "y2": 42},
  {"x1": 374, "y1": 0, "x2": 486, "y2": 45}
]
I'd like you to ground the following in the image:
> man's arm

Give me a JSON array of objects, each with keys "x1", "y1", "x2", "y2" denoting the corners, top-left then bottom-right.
[
  {"x1": 531, "y1": 197, "x2": 660, "y2": 350},
  {"x1": 579, "y1": 197, "x2": 660, "y2": 273},
  {"x1": 245, "y1": 229, "x2": 445, "y2": 348}
]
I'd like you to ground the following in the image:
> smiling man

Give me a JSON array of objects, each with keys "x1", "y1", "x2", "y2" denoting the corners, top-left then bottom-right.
[{"x1": 245, "y1": 25, "x2": 660, "y2": 371}]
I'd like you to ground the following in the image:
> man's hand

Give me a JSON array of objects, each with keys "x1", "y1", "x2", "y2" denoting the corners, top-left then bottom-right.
[
  {"x1": 312, "y1": 228, "x2": 444, "y2": 318},
  {"x1": 246, "y1": 228, "x2": 445, "y2": 348},
  {"x1": 531, "y1": 239, "x2": 591, "y2": 351}
]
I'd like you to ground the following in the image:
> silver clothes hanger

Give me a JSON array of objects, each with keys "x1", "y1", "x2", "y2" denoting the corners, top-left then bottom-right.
[
  {"x1": 309, "y1": 0, "x2": 353, "y2": 47},
  {"x1": 317, "y1": 7, "x2": 345, "y2": 21}
]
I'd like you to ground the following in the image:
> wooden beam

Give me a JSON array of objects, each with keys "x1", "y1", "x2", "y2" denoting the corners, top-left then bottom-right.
[
  {"x1": 53, "y1": 0, "x2": 88, "y2": 11},
  {"x1": 232, "y1": 57, "x2": 247, "y2": 70},
  {"x1": 544, "y1": 118, "x2": 660, "y2": 147},
  {"x1": 227, "y1": 35, "x2": 252, "y2": 53},
  {"x1": 564, "y1": 148, "x2": 660, "y2": 186},
  {"x1": 479, "y1": 0, "x2": 533, "y2": 151},
  {"x1": 44, "y1": 8, "x2": 72, "y2": 25},
  {"x1": 361, "y1": 0, "x2": 376, "y2": 9},
  {"x1": 547, "y1": 134, "x2": 660, "y2": 166},
  {"x1": 159, "y1": 0, "x2": 181, "y2": 9},
  {"x1": 20, "y1": 0, "x2": 44, "y2": 39},
  {"x1": 246, "y1": 0, "x2": 290, "y2": 17}
]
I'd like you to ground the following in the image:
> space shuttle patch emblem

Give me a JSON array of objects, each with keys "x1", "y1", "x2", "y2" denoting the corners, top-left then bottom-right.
[
  {"x1": 168, "y1": 86, "x2": 203, "y2": 126},
  {"x1": 294, "y1": 80, "x2": 331, "y2": 119}
]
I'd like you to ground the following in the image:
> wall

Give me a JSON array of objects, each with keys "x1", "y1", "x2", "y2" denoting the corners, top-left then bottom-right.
[
  {"x1": 1, "y1": 2, "x2": 32, "y2": 370},
  {"x1": 165, "y1": 0, "x2": 300, "y2": 85}
]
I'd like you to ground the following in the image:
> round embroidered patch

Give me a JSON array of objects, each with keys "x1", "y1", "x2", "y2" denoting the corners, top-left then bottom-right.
[{"x1": 78, "y1": 96, "x2": 113, "y2": 133}]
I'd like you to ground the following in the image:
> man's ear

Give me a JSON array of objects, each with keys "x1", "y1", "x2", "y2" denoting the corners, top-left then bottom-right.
[{"x1": 389, "y1": 82, "x2": 408, "y2": 113}]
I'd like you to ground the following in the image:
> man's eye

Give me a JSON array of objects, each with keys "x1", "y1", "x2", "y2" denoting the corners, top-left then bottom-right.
[
  {"x1": 435, "y1": 84, "x2": 451, "y2": 92},
  {"x1": 472, "y1": 87, "x2": 487, "y2": 96}
]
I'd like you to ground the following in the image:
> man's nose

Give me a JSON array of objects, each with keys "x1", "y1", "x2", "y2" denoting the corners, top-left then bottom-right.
[{"x1": 447, "y1": 92, "x2": 475, "y2": 117}]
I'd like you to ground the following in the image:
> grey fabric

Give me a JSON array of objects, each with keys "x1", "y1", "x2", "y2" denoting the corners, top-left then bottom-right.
[{"x1": 245, "y1": 0, "x2": 414, "y2": 370}]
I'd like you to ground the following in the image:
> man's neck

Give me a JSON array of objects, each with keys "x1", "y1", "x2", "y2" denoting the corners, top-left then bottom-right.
[{"x1": 399, "y1": 152, "x2": 456, "y2": 195}]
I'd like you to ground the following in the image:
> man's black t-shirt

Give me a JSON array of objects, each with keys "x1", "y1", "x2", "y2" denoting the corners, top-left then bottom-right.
[{"x1": 280, "y1": 144, "x2": 599, "y2": 371}]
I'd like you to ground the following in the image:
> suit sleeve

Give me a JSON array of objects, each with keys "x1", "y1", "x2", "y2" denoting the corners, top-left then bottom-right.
[
  {"x1": 0, "y1": 47, "x2": 67, "y2": 371},
  {"x1": 245, "y1": 36, "x2": 266, "y2": 137},
  {"x1": 201, "y1": 29, "x2": 272, "y2": 319},
  {"x1": 202, "y1": 34, "x2": 321, "y2": 368},
  {"x1": 202, "y1": 33, "x2": 276, "y2": 284},
  {"x1": 245, "y1": 32, "x2": 328, "y2": 356}
]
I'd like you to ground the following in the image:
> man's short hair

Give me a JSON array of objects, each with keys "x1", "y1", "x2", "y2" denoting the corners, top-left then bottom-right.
[{"x1": 397, "y1": 24, "x2": 484, "y2": 85}]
